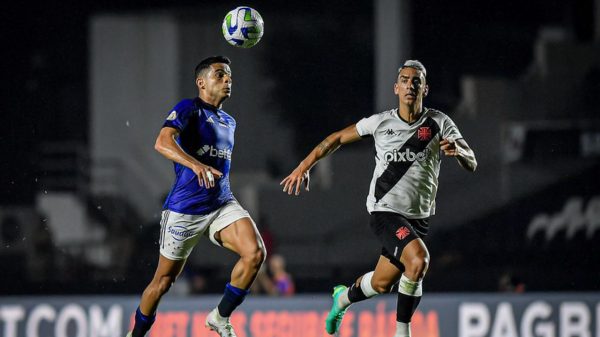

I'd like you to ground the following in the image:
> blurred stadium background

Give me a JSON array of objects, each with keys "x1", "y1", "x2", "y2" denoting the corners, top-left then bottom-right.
[{"x1": 1, "y1": 0, "x2": 599, "y2": 336}]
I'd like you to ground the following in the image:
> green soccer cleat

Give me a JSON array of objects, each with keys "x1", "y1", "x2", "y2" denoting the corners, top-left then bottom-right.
[{"x1": 325, "y1": 285, "x2": 349, "y2": 335}]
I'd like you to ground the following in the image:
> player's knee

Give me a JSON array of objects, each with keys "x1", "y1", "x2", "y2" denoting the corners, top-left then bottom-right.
[
  {"x1": 405, "y1": 255, "x2": 430, "y2": 280},
  {"x1": 146, "y1": 276, "x2": 174, "y2": 299},
  {"x1": 255, "y1": 246, "x2": 267, "y2": 265},
  {"x1": 259, "y1": 246, "x2": 267, "y2": 264},
  {"x1": 243, "y1": 246, "x2": 265, "y2": 268},
  {"x1": 371, "y1": 279, "x2": 394, "y2": 293},
  {"x1": 156, "y1": 275, "x2": 176, "y2": 295}
]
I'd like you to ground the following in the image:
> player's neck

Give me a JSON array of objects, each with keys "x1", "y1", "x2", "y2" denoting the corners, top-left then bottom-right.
[
  {"x1": 199, "y1": 94, "x2": 224, "y2": 109},
  {"x1": 398, "y1": 104, "x2": 423, "y2": 124}
]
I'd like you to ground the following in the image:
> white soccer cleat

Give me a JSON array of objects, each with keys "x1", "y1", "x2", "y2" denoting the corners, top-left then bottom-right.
[{"x1": 205, "y1": 308, "x2": 237, "y2": 337}]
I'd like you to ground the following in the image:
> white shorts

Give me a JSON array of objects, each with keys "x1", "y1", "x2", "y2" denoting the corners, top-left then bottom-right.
[{"x1": 159, "y1": 200, "x2": 253, "y2": 260}]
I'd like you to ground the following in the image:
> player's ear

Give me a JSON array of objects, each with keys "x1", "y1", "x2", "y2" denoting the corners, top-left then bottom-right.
[
  {"x1": 196, "y1": 76, "x2": 204, "y2": 89},
  {"x1": 394, "y1": 82, "x2": 399, "y2": 95},
  {"x1": 423, "y1": 84, "x2": 429, "y2": 97}
]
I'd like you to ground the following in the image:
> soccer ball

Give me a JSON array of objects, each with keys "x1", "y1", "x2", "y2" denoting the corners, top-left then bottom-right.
[{"x1": 222, "y1": 7, "x2": 264, "y2": 48}]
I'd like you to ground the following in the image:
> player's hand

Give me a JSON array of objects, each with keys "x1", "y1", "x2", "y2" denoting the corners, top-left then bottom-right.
[
  {"x1": 280, "y1": 166, "x2": 310, "y2": 196},
  {"x1": 440, "y1": 138, "x2": 459, "y2": 156},
  {"x1": 193, "y1": 164, "x2": 223, "y2": 188}
]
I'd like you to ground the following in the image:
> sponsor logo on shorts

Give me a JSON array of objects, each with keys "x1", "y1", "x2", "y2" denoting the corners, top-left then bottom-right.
[
  {"x1": 396, "y1": 226, "x2": 410, "y2": 240},
  {"x1": 168, "y1": 225, "x2": 194, "y2": 241}
]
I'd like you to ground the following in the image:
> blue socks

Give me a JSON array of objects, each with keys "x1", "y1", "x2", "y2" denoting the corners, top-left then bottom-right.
[
  {"x1": 131, "y1": 283, "x2": 247, "y2": 336},
  {"x1": 132, "y1": 307, "x2": 155, "y2": 337},
  {"x1": 217, "y1": 283, "x2": 250, "y2": 317}
]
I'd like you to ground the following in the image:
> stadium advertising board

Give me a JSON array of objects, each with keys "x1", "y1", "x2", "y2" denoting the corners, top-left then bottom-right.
[{"x1": 0, "y1": 293, "x2": 598, "y2": 337}]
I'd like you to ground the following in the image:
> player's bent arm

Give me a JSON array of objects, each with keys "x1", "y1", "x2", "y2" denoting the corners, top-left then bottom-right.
[
  {"x1": 281, "y1": 124, "x2": 361, "y2": 195},
  {"x1": 154, "y1": 127, "x2": 223, "y2": 180},
  {"x1": 298, "y1": 124, "x2": 362, "y2": 172},
  {"x1": 454, "y1": 138, "x2": 477, "y2": 172}
]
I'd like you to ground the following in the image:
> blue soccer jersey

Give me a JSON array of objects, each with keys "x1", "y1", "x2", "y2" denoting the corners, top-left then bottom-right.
[{"x1": 161, "y1": 98, "x2": 236, "y2": 215}]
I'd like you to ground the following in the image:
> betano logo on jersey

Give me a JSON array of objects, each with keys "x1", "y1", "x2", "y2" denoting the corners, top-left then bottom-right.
[
  {"x1": 197, "y1": 144, "x2": 232, "y2": 160},
  {"x1": 384, "y1": 148, "x2": 431, "y2": 162}
]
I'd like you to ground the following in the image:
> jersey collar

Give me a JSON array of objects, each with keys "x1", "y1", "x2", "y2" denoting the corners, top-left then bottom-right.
[
  {"x1": 395, "y1": 107, "x2": 428, "y2": 125},
  {"x1": 195, "y1": 97, "x2": 220, "y2": 112}
]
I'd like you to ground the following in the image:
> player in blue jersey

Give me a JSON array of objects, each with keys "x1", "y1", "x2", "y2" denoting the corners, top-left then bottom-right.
[{"x1": 127, "y1": 56, "x2": 266, "y2": 337}]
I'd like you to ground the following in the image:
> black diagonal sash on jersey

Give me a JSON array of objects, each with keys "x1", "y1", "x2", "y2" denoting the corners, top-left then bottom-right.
[{"x1": 374, "y1": 116, "x2": 440, "y2": 202}]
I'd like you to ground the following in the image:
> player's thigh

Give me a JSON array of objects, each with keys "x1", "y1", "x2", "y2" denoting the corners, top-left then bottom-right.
[
  {"x1": 159, "y1": 210, "x2": 210, "y2": 261},
  {"x1": 217, "y1": 217, "x2": 264, "y2": 256},
  {"x1": 399, "y1": 237, "x2": 429, "y2": 267},
  {"x1": 208, "y1": 201, "x2": 265, "y2": 256},
  {"x1": 369, "y1": 212, "x2": 423, "y2": 263},
  {"x1": 372, "y1": 255, "x2": 403, "y2": 289}
]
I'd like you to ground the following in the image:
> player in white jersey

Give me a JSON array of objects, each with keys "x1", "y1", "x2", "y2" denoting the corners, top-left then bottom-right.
[{"x1": 281, "y1": 60, "x2": 476, "y2": 337}]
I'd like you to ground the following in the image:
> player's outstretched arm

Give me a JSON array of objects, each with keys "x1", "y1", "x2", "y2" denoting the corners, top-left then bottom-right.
[
  {"x1": 155, "y1": 127, "x2": 223, "y2": 188},
  {"x1": 280, "y1": 124, "x2": 362, "y2": 195},
  {"x1": 440, "y1": 138, "x2": 477, "y2": 172}
]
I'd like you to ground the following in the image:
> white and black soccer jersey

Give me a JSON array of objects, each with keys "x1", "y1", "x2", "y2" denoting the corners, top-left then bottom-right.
[{"x1": 355, "y1": 107, "x2": 463, "y2": 219}]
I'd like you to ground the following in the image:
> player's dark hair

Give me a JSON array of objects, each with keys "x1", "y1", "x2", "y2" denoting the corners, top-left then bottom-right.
[{"x1": 195, "y1": 56, "x2": 231, "y2": 79}]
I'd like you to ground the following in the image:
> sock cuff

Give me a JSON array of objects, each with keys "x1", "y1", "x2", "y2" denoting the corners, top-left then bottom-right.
[
  {"x1": 360, "y1": 271, "x2": 379, "y2": 297},
  {"x1": 224, "y1": 283, "x2": 249, "y2": 305},
  {"x1": 135, "y1": 307, "x2": 156, "y2": 323},
  {"x1": 225, "y1": 283, "x2": 250, "y2": 296},
  {"x1": 398, "y1": 274, "x2": 422, "y2": 297}
]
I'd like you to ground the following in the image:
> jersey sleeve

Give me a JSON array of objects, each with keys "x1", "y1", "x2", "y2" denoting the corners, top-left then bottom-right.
[
  {"x1": 162, "y1": 100, "x2": 195, "y2": 131},
  {"x1": 441, "y1": 114, "x2": 463, "y2": 141},
  {"x1": 355, "y1": 113, "x2": 383, "y2": 137}
]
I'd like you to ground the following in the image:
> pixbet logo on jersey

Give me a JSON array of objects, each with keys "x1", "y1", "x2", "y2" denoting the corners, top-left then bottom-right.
[
  {"x1": 197, "y1": 145, "x2": 232, "y2": 160},
  {"x1": 384, "y1": 148, "x2": 431, "y2": 162}
]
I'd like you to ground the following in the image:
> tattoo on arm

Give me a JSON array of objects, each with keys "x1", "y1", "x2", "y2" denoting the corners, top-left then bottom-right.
[
  {"x1": 317, "y1": 140, "x2": 331, "y2": 153},
  {"x1": 313, "y1": 135, "x2": 343, "y2": 162}
]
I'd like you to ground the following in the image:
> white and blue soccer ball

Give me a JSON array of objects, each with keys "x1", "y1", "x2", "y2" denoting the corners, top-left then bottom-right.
[{"x1": 222, "y1": 6, "x2": 264, "y2": 48}]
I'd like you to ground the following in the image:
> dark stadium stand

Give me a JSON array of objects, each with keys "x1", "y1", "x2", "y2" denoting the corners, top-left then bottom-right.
[{"x1": 427, "y1": 163, "x2": 600, "y2": 291}]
